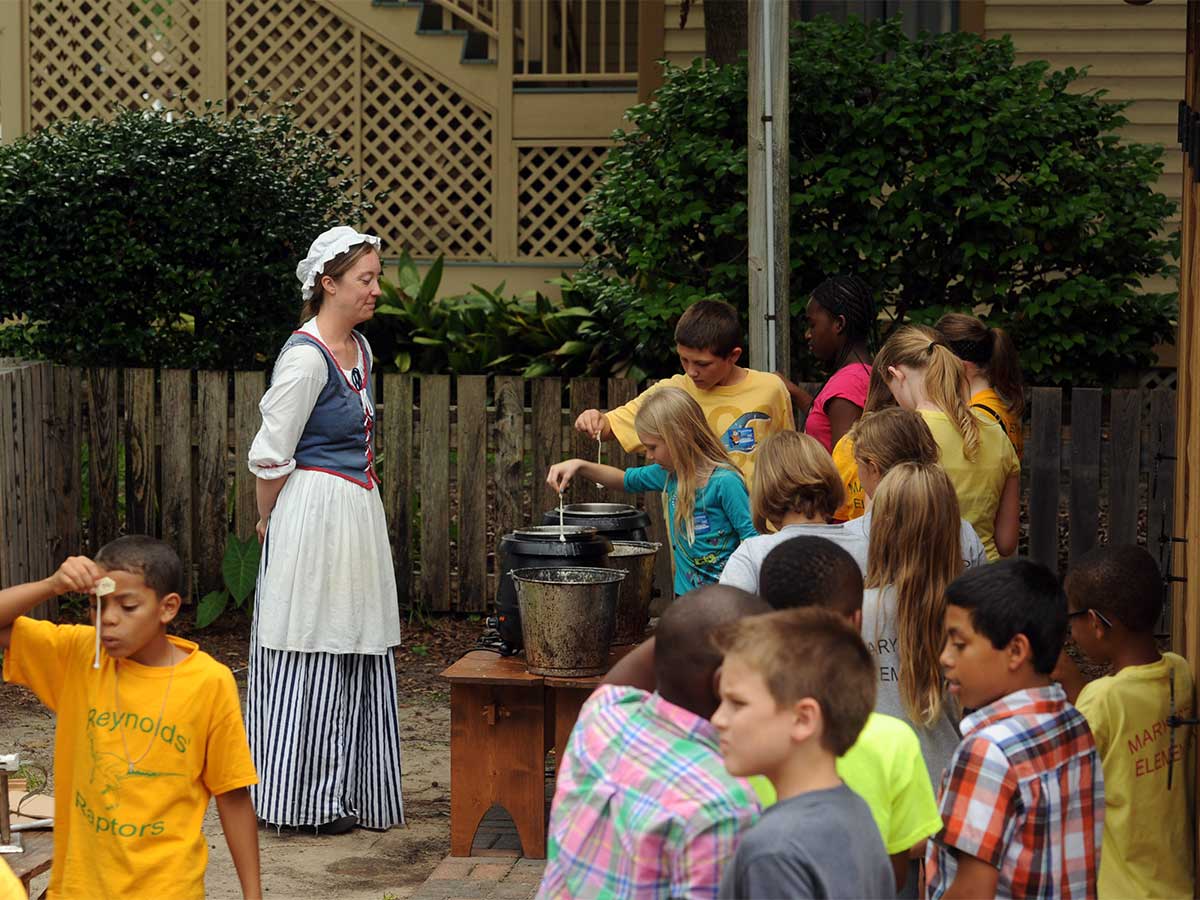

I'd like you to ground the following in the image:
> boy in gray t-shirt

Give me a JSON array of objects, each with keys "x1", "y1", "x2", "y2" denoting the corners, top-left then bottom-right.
[{"x1": 712, "y1": 607, "x2": 895, "y2": 899}]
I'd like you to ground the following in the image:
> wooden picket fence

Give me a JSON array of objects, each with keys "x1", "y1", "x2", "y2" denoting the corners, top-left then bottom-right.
[{"x1": 0, "y1": 361, "x2": 1180, "y2": 622}]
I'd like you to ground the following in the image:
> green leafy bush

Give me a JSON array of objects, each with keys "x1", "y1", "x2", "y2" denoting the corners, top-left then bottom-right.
[
  {"x1": 582, "y1": 16, "x2": 1178, "y2": 384},
  {"x1": 0, "y1": 102, "x2": 375, "y2": 368},
  {"x1": 362, "y1": 252, "x2": 633, "y2": 377},
  {"x1": 196, "y1": 534, "x2": 261, "y2": 628}
]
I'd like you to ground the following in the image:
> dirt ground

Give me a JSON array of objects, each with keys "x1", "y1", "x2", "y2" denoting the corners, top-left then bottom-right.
[{"x1": 2, "y1": 613, "x2": 482, "y2": 900}]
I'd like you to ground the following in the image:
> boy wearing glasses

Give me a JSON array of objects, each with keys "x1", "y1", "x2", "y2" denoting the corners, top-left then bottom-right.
[{"x1": 1065, "y1": 544, "x2": 1194, "y2": 899}]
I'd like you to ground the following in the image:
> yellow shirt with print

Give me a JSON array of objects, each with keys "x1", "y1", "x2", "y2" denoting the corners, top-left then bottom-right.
[
  {"x1": 969, "y1": 387, "x2": 1024, "y2": 460},
  {"x1": 918, "y1": 409, "x2": 1019, "y2": 561},
  {"x1": 831, "y1": 433, "x2": 867, "y2": 522},
  {"x1": 3, "y1": 618, "x2": 258, "y2": 900},
  {"x1": 605, "y1": 370, "x2": 794, "y2": 487},
  {"x1": 749, "y1": 713, "x2": 942, "y2": 854},
  {"x1": 0, "y1": 860, "x2": 25, "y2": 900},
  {"x1": 1076, "y1": 653, "x2": 1195, "y2": 900}
]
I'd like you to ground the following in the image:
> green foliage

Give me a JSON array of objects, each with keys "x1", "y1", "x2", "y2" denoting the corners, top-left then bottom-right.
[
  {"x1": 581, "y1": 17, "x2": 1178, "y2": 385},
  {"x1": 196, "y1": 534, "x2": 261, "y2": 629},
  {"x1": 0, "y1": 101, "x2": 376, "y2": 369},
  {"x1": 363, "y1": 252, "x2": 632, "y2": 377}
]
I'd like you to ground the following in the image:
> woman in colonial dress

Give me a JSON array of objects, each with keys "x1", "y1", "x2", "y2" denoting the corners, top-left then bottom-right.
[{"x1": 246, "y1": 226, "x2": 404, "y2": 833}]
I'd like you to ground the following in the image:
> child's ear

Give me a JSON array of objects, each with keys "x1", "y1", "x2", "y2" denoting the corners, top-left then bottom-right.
[
  {"x1": 834, "y1": 314, "x2": 847, "y2": 335},
  {"x1": 158, "y1": 592, "x2": 183, "y2": 626},
  {"x1": 886, "y1": 365, "x2": 901, "y2": 383},
  {"x1": 789, "y1": 697, "x2": 822, "y2": 744},
  {"x1": 1006, "y1": 633, "x2": 1034, "y2": 672},
  {"x1": 727, "y1": 346, "x2": 743, "y2": 365},
  {"x1": 850, "y1": 609, "x2": 864, "y2": 633},
  {"x1": 712, "y1": 663, "x2": 723, "y2": 698}
]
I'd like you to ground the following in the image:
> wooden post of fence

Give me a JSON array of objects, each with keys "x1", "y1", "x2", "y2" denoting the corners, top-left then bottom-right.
[
  {"x1": 126, "y1": 369, "x2": 158, "y2": 538},
  {"x1": 86, "y1": 368, "x2": 120, "y2": 554},
  {"x1": 47, "y1": 366, "x2": 83, "y2": 602},
  {"x1": 1068, "y1": 388, "x2": 1102, "y2": 564},
  {"x1": 160, "y1": 370, "x2": 193, "y2": 599},
  {"x1": 382, "y1": 373, "x2": 414, "y2": 608},
  {"x1": 606, "y1": 378, "x2": 639, "y2": 503},
  {"x1": 569, "y1": 378, "x2": 602, "y2": 505},
  {"x1": 0, "y1": 366, "x2": 24, "y2": 591},
  {"x1": 1028, "y1": 388, "x2": 1062, "y2": 572},
  {"x1": 233, "y1": 372, "x2": 265, "y2": 542},
  {"x1": 532, "y1": 378, "x2": 564, "y2": 527},
  {"x1": 1148, "y1": 389, "x2": 1178, "y2": 634},
  {"x1": 419, "y1": 375, "x2": 452, "y2": 612},
  {"x1": 494, "y1": 376, "x2": 526, "y2": 603},
  {"x1": 457, "y1": 375, "x2": 489, "y2": 613},
  {"x1": 196, "y1": 371, "x2": 228, "y2": 598},
  {"x1": 1108, "y1": 389, "x2": 1142, "y2": 547},
  {"x1": 24, "y1": 365, "x2": 51, "y2": 591}
]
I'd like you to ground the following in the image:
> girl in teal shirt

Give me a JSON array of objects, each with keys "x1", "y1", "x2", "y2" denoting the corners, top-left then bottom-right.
[{"x1": 549, "y1": 387, "x2": 757, "y2": 596}]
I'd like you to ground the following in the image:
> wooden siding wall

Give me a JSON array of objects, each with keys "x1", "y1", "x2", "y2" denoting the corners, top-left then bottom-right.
[{"x1": 664, "y1": 0, "x2": 705, "y2": 67}]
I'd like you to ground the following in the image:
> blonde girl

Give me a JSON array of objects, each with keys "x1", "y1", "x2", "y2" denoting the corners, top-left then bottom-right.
[
  {"x1": 548, "y1": 387, "x2": 756, "y2": 596},
  {"x1": 874, "y1": 325, "x2": 1019, "y2": 560},
  {"x1": 720, "y1": 432, "x2": 868, "y2": 593},
  {"x1": 935, "y1": 312, "x2": 1025, "y2": 459},
  {"x1": 845, "y1": 408, "x2": 988, "y2": 569},
  {"x1": 862, "y1": 461, "x2": 963, "y2": 782}
]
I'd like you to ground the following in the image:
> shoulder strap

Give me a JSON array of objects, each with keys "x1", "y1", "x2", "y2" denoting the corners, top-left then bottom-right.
[{"x1": 971, "y1": 402, "x2": 1004, "y2": 427}]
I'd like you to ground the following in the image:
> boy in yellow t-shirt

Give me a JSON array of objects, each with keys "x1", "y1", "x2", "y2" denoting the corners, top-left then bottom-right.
[
  {"x1": 1066, "y1": 544, "x2": 1194, "y2": 900},
  {"x1": 0, "y1": 536, "x2": 261, "y2": 900},
  {"x1": 574, "y1": 299, "x2": 793, "y2": 487}
]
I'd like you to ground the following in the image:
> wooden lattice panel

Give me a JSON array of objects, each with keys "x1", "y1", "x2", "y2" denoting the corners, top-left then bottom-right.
[
  {"x1": 226, "y1": 1, "x2": 357, "y2": 164},
  {"x1": 517, "y1": 145, "x2": 607, "y2": 259},
  {"x1": 360, "y1": 33, "x2": 494, "y2": 259},
  {"x1": 28, "y1": 0, "x2": 204, "y2": 127}
]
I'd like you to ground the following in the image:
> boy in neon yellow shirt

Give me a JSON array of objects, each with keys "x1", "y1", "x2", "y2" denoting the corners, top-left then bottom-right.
[
  {"x1": 0, "y1": 536, "x2": 261, "y2": 900},
  {"x1": 575, "y1": 299, "x2": 793, "y2": 487},
  {"x1": 1065, "y1": 544, "x2": 1194, "y2": 899},
  {"x1": 754, "y1": 535, "x2": 943, "y2": 895}
]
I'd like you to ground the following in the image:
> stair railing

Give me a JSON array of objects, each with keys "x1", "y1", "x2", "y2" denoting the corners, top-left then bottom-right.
[{"x1": 513, "y1": 0, "x2": 639, "y2": 83}]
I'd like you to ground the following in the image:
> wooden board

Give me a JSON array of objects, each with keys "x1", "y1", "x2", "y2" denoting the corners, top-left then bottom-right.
[
  {"x1": 568, "y1": 377, "x2": 602, "y2": 505},
  {"x1": 457, "y1": 375, "x2": 488, "y2": 612},
  {"x1": 86, "y1": 368, "x2": 120, "y2": 554},
  {"x1": 233, "y1": 371, "x2": 266, "y2": 542},
  {"x1": 1028, "y1": 387, "x2": 1062, "y2": 572},
  {"x1": 419, "y1": 375, "x2": 452, "y2": 612},
  {"x1": 606, "y1": 378, "x2": 640, "y2": 503},
  {"x1": 160, "y1": 370, "x2": 193, "y2": 598},
  {"x1": 1148, "y1": 388, "x2": 1178, "y2": 634},
  {"x1": 0, "y1": 369, "x2": 22, "y2": 589},
  {"x1": 196, "y1": 371, "x2": 228, "y2": 598},
  {"x1": 531, "y1": 377, "x2": 563, "y2": 522},
  {"x1": 51, "y1": 366, "x2": 83, "y2": 568},
  {"x1": 125, "y1": 368, "x2": 157, "y2": 538},
  {"x1": 382, "y1": 373, "x2": 414, "y2": 608},
  {"x1": 494, "y1": 376, "x2": 526, "y2": 573},
  {"x1": 1108, "y1": 389, "x2": 1142, "y2": 547},
  {"x1": 1068, "y1": 387, "x2": 1102, "y2": 564}
]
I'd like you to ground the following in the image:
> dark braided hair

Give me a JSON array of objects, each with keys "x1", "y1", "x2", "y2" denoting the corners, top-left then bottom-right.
[{"x1": 811, "y1": 275, "x2": 876, "y2": 368}]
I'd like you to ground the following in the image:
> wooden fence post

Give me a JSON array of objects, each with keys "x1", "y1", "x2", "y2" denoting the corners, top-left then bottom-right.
[
  {"x1": 419, "y1": 375, "x2": 452, "y2": 611},
  {"x1": 86, "y1": 368, "x2": 120, "y2": 554},
  {"x1": 381, "y1": 373, "x2": 414, "y2": 608},
  {"x1": 196, "y1": 371, "x2": 228, "y2": 598},
  {"x1": 1108, "y1": 389, "x2": 1142, "y2": 547},
  {"x1": 494, "y1": 376, "x2": 526, "y2": 603},
  {"x1": 532, "y1": 378, "x2": 564, "y2": 522},
  {"x1": 160, "y1": 370, "x2": 193, "y2": 599},
  {"x1": 1028, "y1": 387, "x2": 1062, "y2": 572},
  {"x1": 1068, "y1": 388, "x2": 1102, "y2": 564},
  {"x1": 126, "y1": 369, "x2": 158, "y2": 538},
  {"x1": 569, "y1": 377, "x2": 602, "y2": 505},
  {"x1": 233, "y1": 371, "x2": 266, "y2": 542},
  {"x1": 457, "y1": 375, "x2": 489, "y2": 613}
]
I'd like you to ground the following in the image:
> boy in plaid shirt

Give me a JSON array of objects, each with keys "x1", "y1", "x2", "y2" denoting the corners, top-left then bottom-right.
[{"x1": 931, "y1": 559, "x2": 1103, "y2": 899}]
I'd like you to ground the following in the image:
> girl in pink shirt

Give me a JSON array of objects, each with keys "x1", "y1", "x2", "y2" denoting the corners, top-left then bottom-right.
[{"x1": 785, "y1": 276, "x2": 875, "y2": 452}]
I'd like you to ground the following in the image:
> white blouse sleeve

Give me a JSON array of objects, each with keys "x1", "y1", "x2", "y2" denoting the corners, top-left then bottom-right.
[{"x1": 248, "y1": 344, "x2": 327, "y2": 479}]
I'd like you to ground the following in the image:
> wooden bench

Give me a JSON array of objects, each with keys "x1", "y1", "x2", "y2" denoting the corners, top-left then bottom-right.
[
  {"x1": 441, "y1": 650, "x2": 624, "y2": 859},
  {"x1": 4, "y1": 829, "x2": 54, "y2": 896}
]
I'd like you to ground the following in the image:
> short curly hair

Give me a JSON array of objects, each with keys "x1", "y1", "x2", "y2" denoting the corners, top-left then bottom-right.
[{"x1": 1066, "y1": 544, "x2": 1163, "y2": 633}]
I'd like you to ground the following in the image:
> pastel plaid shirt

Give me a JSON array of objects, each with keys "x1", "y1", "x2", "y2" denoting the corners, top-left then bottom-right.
[
  {"x1": 537, "y1": 685, "x2": 760, "y2": 899},
  {"x1": 926, "y1": 684, "x2": 1104, "y2": 899}
]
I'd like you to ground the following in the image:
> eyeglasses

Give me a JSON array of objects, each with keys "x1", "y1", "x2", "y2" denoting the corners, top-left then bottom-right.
[{"x1": 1067, "y1": 608, "x2": 1114, "y2": 629}]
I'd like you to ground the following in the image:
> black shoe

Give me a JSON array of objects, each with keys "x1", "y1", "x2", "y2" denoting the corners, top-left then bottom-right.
[{"x1": 315, "y1": 815, "x2": 357, "y2": 835}]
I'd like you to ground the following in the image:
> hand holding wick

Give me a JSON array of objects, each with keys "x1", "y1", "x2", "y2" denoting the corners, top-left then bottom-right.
[{"x1": 547, "y1": 459, "x2": 584, "y2": 493}]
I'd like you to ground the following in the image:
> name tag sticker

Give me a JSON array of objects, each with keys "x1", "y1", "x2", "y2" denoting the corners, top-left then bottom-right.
[{"x1": 694, "y1": 512, "x2": 711, "y2": 534}]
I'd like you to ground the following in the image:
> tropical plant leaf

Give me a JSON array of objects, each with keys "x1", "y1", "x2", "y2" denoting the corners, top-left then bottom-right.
[
  {"x1": 196, "y1": 590, "x2": 229, "y2": 629},
  {"x1": 223, "y1": 533, "x2": 261, "y2": 604}
]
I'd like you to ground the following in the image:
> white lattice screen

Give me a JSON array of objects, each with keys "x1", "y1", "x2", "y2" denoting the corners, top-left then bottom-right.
[
  {"x1": 517, "y1": 144, "x2": 608, "y2": 259},
  {"x1": 360, "y1": 33, "x2": 494, "y2": 259},
  {"x1": 28, "y1": 0, "x2": 204, "y2": 126}
]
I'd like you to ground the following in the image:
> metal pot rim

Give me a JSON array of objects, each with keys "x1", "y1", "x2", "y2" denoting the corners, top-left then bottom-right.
[{"x1": 510, "y1": 566, "x2": 627, "y2": 585}]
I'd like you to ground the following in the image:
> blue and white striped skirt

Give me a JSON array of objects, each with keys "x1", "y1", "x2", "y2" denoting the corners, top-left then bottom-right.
[{"x1": 246, "y1": 625, "x2": 405, "y2": 830}]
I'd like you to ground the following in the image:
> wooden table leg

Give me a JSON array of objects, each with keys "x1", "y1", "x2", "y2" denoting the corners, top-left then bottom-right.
[
  {"x1": 449, "y1": 681, "x2": 547, "y2": 858},
  {"x1": 551, "y1": 686, "x2": 592, "y2": 774}
]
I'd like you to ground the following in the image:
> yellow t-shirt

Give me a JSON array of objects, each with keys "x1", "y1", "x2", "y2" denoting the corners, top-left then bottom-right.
[
  {"x1": 969, "y1": 387, "x2": 1024, "y2": 461},
  {"x1": 605, "y1": 370, "x2": 794, "y2": 487},
  {"x1": 1075, "y1": 653, "x2": 1195, "y2": 900},
  {"x1": 2, "y1": 618, "x2": 258, "y2": 900},
  {"x1": 0, "y1": 860, "x2": 25, "y2": 900},
  {"x1": 831, "y1": 433, "x2": 866, "y2": 522},
  {"x1": 918, "y1": 409, "x2": 1019, "y2": 561},
  {"x1": 749, "y1": 713, "x2": 942, "y2": 854}
]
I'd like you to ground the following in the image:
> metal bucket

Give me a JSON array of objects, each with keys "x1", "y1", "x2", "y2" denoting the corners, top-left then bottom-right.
[
  {"x1": 607, "y1": 541, "x2": 661, "y2": 645},
  {"x1": 512, "y1": 567, "x2": 626, "y2": 677}
]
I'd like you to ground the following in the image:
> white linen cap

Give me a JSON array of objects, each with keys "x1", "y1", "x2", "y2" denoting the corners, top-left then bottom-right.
[{"x1": 296, "y1": 226, "x2": 382, "y2": 301}]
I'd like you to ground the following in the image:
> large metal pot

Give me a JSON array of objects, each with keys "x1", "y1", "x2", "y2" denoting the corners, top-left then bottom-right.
[
  {"x1": 495, "y1": 526, "x2": 611, "y2": 650},
  {"x1": 607, "y1": 541, "x2": 661, "y2": 645},
  {"x1": 512, "y1": 566, "x2": 626, "y2": 676},
  {"x1": 541, "y1": 502, "x2": 651, "y2": 542}
]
